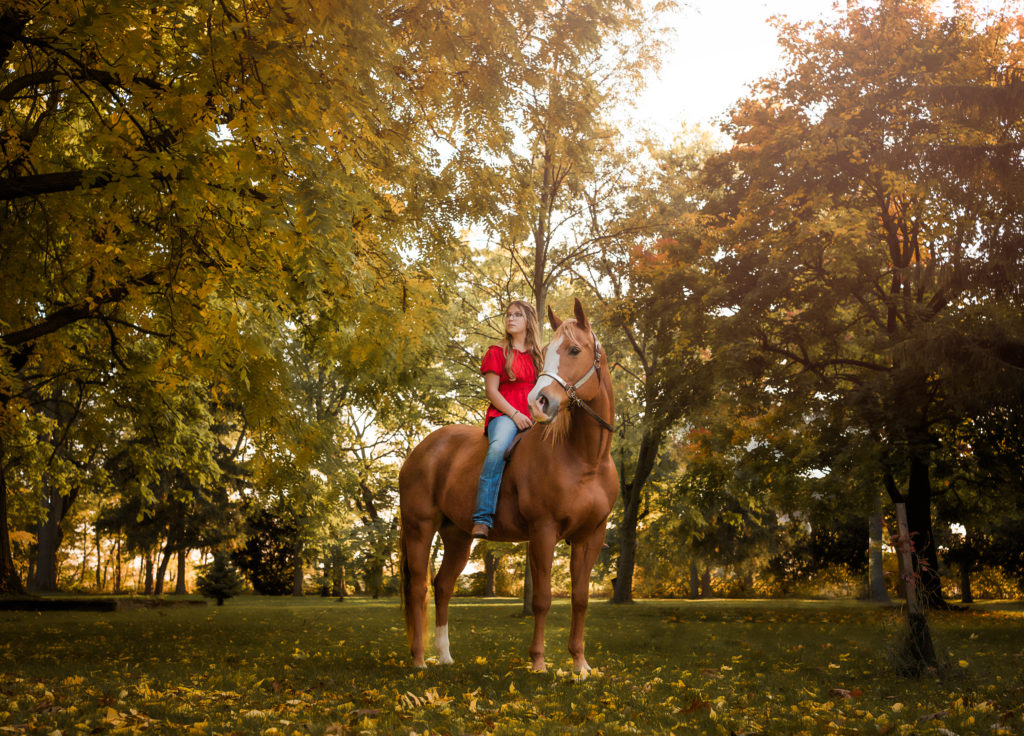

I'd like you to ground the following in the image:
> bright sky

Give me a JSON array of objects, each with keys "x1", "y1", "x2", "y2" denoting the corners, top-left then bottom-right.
[
  {"x1": 636, "y1": 0, "x2": 1015, "y2": 137},
  {"x1": 635, "y1": 0, "x2": 839, "y2": 134}
]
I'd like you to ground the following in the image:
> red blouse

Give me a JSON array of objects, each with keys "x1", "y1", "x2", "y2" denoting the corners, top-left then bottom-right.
[{"x1": 481, "y1": 345, "x2": 538, "y2": 427}]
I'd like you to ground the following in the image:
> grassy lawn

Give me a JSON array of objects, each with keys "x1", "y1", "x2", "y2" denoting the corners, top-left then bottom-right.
[{"x1": 2, "y1": 595, "x2": 1023, "y2": 734}]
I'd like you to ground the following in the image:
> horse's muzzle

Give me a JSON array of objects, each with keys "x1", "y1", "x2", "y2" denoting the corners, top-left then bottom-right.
[{"x1": 530, "y1": 390, "x2": 558, "y2": 424}]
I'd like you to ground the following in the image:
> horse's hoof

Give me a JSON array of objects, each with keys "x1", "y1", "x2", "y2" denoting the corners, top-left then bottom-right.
[
  {"x1": 573, "y1": 660, "x2": 592, "y2": 680},
  {"x1": 412, "y1": 660, "x2": 427, "y2": 669},
  {"x1": 439, "y1": 654, "x2": 454, "y2": 665},
  {"x1": 531, "y1": 658, "x2": 547, "y2": 673}
]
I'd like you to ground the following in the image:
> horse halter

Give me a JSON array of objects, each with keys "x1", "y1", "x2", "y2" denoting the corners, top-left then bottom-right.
[{"x1": 539, "y1": 334, "x2": 615, "y2": 433}]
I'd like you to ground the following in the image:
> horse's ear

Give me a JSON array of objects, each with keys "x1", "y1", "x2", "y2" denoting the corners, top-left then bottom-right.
[
  {"x1": 548, "y1": 305, "x2": 562, "y2": 330},
  {"x1": 573, "y1": 298, "x2": 589, "y2": 330}
]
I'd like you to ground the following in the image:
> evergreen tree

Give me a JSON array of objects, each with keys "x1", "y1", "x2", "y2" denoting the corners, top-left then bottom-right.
[{"x1": 197, "y1": 551, "x2": 244, "y2": 606}]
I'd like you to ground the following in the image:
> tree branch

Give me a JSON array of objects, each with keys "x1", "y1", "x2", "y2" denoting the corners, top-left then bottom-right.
[
  {"x1": 0, "y1": 170, "x2": 111, "y2": 200},
  {"x1": 757, "y1": 335, "x2": 890, "y2": 374},
  {"x1": 0, "y1": 271, "x2": 163, "y2": 374}
]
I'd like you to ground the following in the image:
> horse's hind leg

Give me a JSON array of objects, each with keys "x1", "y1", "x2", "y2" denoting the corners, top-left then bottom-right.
[
  {"x1": 567, "y1": 523, "x2": 607, "y2": 678},
  {"x1": 402, "y1": 517, "x2": 435, "y2": 668},
  {"x1": 433, "y1": 522, "x2": 473, "y2": 664}
]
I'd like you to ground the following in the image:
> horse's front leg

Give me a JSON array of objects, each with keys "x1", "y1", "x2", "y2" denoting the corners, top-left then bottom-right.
[
  {"x1": 527, "y1": 528, "x2": 557, "y2": 672},
  {"x1": 568, "y1": 523, "x2": 607, "y2": 678}
]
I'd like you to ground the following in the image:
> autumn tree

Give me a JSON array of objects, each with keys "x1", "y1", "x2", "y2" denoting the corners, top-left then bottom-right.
[
  {"x1": 565, "y1": 130, "x2": 720, "y2": 602},
  {"x1": 697, "y1": 0, "x2": 1024, "y2": 611},
  {"x1": 479, "y1": 0, "x2": 669, "y2": 318},
  {"x1": 0, "y1": 0, "x2": 545, "y2": 593}
]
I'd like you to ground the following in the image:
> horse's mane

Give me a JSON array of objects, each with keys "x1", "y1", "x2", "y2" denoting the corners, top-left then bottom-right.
[
  {"x1": 543, "y1": 319, "x2": 586, "y2": 444},
  {"x1": 555, "y1": 319, "x2": 585, "y2": 349}
]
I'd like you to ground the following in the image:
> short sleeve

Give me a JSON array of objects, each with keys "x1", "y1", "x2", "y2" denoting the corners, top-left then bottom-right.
[{"x1": 480, "y1": 345, "x2": 505, "y2": 376}]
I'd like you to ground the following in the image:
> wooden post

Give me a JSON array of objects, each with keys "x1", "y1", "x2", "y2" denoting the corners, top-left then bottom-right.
[
  {"x1": 894, "y1": 503, "x2": 918, "y2": 614},
  {"x1": 894, "y1": 502, "x2": 936, "y2": 671}
]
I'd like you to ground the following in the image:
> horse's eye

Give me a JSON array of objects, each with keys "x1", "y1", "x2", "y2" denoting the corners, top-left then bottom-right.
[{"x1": 569, "y1": 346, "x2": 581, "y2": 356}]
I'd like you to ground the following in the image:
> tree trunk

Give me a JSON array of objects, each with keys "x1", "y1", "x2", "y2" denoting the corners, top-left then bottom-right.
[
  {"x1": 366, "y1": 560, "x2": 383, "y2": 599},
  {"x1": 613, "y1": 429, "x2": 662, "y2": 603},
  {"x1": 154, "y1": 541, "x2": 172, "y2": 595},
  {"x1": 613, "y1": 491, "x2": 639, "y2": 603},
  {"x1": 78, "y1": 532, "x2": 89, "y2": 583},
  {"x1": 30, "y1": 484, "x2": 77, "y2": 592},
  {"x1": 0, "y1": 461, "x2": 26, "y2": 594},
  {"x1": 688, "y1": 560, "x2": 700, "y2": 599},
  {"x1": 906, "y1": 455, "x2": 944, "y2": 607},
  {"x1": 114, "y1": 536, "x2": 122, "y2": 593},
  {"x1": 292, "y1": 540, "x2": 303, "y2": 596},
  {"x1": 319, "y1": 555, "x2": 331, "y2": 596},
  {"x1": 520, "y1": 548, "x2": 533, "y2": 616},
  {"x1": 144, "y1": 552, "x2": 154, "y2": 594},
  {"x1": 868, "y1": 492, "x2": 891, "y2": 603},
  {"x1": 960, "y1": 526, "x2": 974, "y2": 604},
  {"x1": 742, "y1": 571, "x2": 754, "y2": 595},
  {"x1": 700, "y1": 570, "x2": 711, "y2": 598},
  {"x1": 483, "y1": 550, "x2": 496, "y2": 597},
  {"x1": 33, "y1": 512, "x2": 61, "y2": 592},
  {"x1": 174, "y1": 548, "x2": 187, "y2": 594},
  {"x1": 94, "y1": 526, "x2": 102, "y2": 591},
  {"x1": 335, "y1": 562, "x2": 346, "y2": 600},
  {"x1": 960, "y1": 559, "x2": 973, "y2": 604}
]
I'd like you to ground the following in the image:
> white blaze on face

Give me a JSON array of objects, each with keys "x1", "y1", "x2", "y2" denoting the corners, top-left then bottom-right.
[
  {"x1": 436, "y1": 624, "x2": 453, "y2": 664},
  {"x1": 528, "y1": 334, "x2": 564, "y2": 406}
]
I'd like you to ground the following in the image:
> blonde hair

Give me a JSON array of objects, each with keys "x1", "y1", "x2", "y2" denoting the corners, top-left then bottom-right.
[{"x1": 502, "y1": 300, "x2": 543, "y2": 380}]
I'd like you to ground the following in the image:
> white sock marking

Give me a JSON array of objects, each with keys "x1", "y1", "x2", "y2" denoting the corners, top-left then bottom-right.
[{"x1": 436, "y1": 624, "x2": 453, "y2": 664}]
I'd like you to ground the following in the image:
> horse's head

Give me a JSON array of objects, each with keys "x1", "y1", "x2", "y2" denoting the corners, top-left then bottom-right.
[{"x1": 528, "y1": 299, "x2": 605, "y2": 426}]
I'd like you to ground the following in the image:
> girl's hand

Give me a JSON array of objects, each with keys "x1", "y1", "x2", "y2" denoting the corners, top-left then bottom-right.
[{"x1": 512, "y1": 410, "x2": 533, "y2": 430}]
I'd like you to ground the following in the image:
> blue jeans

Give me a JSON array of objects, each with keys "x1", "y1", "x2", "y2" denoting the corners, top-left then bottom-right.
[{"x1": 474, "y1": 415, "x2": 519, "y2": 527}]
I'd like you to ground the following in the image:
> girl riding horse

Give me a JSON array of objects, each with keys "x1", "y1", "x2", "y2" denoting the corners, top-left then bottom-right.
[
  {"x1": 399, "y1": 299, "x2": 616, "y2": 675},
  {"x1": 472, "y1": 300, "x2": 543, "y2": 540}
]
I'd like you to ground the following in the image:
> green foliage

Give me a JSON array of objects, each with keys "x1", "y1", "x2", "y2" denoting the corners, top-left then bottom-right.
[
  {"x1": 4, "y1": 0, "x2": 1023, "y2": 610},
  {"x1": 232, "y1": 509, "x2": 296, "y2": 597},
  {"x1": 643, "y1": 0, "x2": 1024, "y2": 606},
  {"x1": 0, "y1": 0, "x2": 549, "y2": 591}
]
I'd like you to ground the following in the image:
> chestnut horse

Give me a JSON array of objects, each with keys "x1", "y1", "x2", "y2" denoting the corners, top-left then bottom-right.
[{"x1": 398, "y1": 299, "x2": 617, "y2": 675}]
